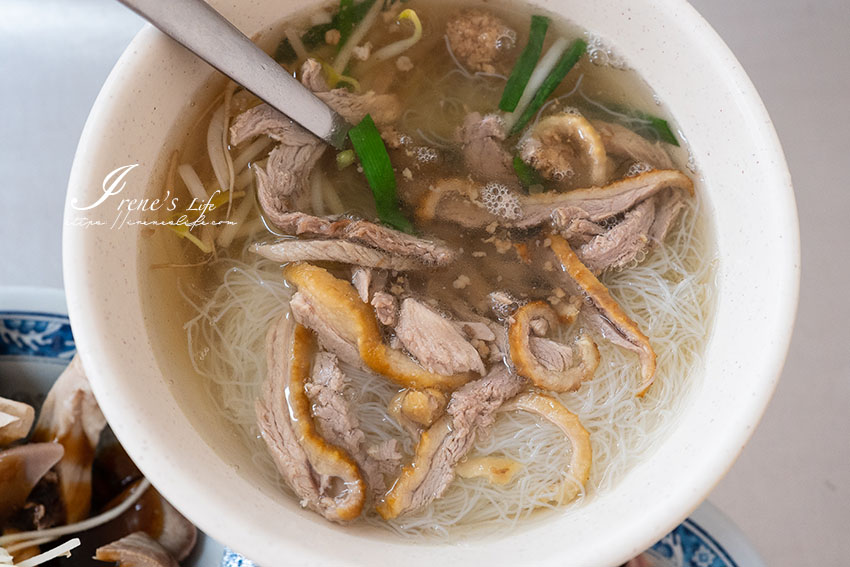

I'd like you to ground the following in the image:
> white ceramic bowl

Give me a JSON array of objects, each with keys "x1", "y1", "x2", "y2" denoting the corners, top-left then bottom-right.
[{"x1": 62, "y1": 0, "x2": 799, "y2": 565}]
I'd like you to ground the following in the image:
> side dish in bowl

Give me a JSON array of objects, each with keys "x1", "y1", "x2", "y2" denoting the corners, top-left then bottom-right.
[
  {"x1": 0, "y1": 289, "x2": 217, "y2": 567},
  {"x1": 63, "y1": 0, "x2": 798, "y2": 565}
]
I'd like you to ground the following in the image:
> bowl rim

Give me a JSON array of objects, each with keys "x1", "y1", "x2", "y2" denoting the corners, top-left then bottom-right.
[{"x1": 63, "y1": 0, "x2": 800, "y2": 565}]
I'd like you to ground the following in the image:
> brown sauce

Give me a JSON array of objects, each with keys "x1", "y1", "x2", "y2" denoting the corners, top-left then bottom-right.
[{"x1": 0, "y1": 452, "x2": 30, "y2": 523}]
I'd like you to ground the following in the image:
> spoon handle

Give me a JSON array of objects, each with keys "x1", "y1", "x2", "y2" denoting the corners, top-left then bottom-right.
[{"x1": 118, "y1": 0, "x2": 351, "y2": 149}]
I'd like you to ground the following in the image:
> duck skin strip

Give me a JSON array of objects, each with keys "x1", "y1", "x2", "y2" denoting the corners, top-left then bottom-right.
[
  {"x1": 284, "y1": 262, "x2": 476, "y2": 391},
  {"x1": 548, "y1": 235, "x2": 657, "y2": 395}
]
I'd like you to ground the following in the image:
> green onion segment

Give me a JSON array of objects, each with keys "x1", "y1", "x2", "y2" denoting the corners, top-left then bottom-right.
[
  {"x1": 274, "y1": 0, "x2": 377, "y2": 63},
  {"x1": 512, "y1": 156, "x2": 542, "y2": 187},
  {"x1": 509, "y1": 38, "x2": 587, "y2": 136},
  {"x1": 499, "y1": 15, "x2": 550, "y2": 112},
  {"x1": 348, "y1": 114, "x2": 413, "y2": 233},
  {"x1": 606, "y1": 104, "x2": 680, "y2": 146}
]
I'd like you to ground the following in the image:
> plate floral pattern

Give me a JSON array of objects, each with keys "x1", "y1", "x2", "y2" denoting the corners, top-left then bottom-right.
[
  {"x1": 0, "y1": 311, "x2": 75, "y2": 359},
  {"x1": 643, "y1": 517, "x2": 739, "y2": 566}
]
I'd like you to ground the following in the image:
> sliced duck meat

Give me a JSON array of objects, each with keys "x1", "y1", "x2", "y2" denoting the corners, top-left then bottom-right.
[
  {"x1": 94, "y1": 532, "x2": 179, "y2": 567},
  {"x1": 416, "y1": 169, "x2": 693, "y2": 234},
  {"x1": 592, "y1": 120, "x2": 674, "y2": 170},
  {"x1": 561, "y1": 179, "x2": 688, "y2": 274},
  {"x1": 519, "y1": 113, "x2": 610, "y2": 187},
  {"x1": 32, "y1": 355, "x2": 107, "y2": 524},
  {"x1": 377, "y1": 416, "x2": 452, "y2": 519},
  {"x1": 541, "y1": 170, "x2": 692, "y2": 230},
  {"x1": 231, "y1": 104, "x2": 325, "y2": 223},
  {"x1": 103, "y1": 481, "x2": 198, "y2": 562},
  {"x1": 540, "y1": 168, "x2": 693, "y2": 229},
  {"x1": 229, "y1": 103, "x2": 322, "y2": 147},
  {"x1": 285, "y1": 262, "x2": 476, "y2": 390},
  {"x1": 395, "y1": 298, "x2": 486, "y2": 376},
  {"x1": 0, "y1": 396, "x2": 35, "y2": 446},
  {"x1": 267, "y1": 213, "x2": 457, "y2": 267},
  {"x1": 445, "y1": 302, "x2": 506, "y2": 364},
  {"x1": 234, "y1": 111, "x2": 454, "y2": 264},
  {"x1": 530, "y1": 337, "x2": 584, "y2": 370},
  {"x1": 231, "y1": 81, "x2": 454, "y2": 271},
  {"x1": 455, "y1": 321, "x2": 497, "y2": 342},
  {"x1": 559, "y1": 217, "x2": 607, "y2": 246},
  {"x1": 305, "y1": 351, "x2": 401, "y2": 496},
  {"x1": 300, "y1": 57, "x2": 329, "y2": 91},
  {"x1": 256, "y1": 316, "x2": 366, "y2": 522},
  {"x1": 647, "y1": 186, "x2": 687, "y2": 244},
  {"x1": 230, "y1": 103, "x2": 326, "y2": 229},
  {"x1": 350, "y1": 266, "x2": 390, "y2": 305},
  {"x1": 299, "y1": 59, "x2": 402, "y2": 126},
  {"x1": 528, "y1": 314, "x2": 549, "y2": 336},
  {"x1": 501, "y1": 392, "x2": 591, "y2": 504},
  {"x1": 0, "y1": 443, "x2": 64, "y2": 524},
  {"x1": 289, "y1": 292, "x2": 361, "y2": 365},
  {"x1": 256, "y1": 142, "x2": 327, "y2": 222},
  {"x1": 508, "y1": 302, "x2": 599, "y2": 392},
  {"x1": 251, "y1": 238, "x2": 437, "y2": 271},
  {"x1": 316, "y1": 85, "x2": 402, "y2": 127},
  {"x1": 445, "y1": 9, "x2": 516, "y2": 74},
  {"x1": 456, "y1": 112, "x2": 515, "y2": 184},
  {"x1": 256, "y1": 188, "x2": 458, "y2": 269},
  {"x1": 377, "y1": 366, "x2": 525, "y2": 519},
  {"x1": 576, "y1": 197, "x2": 657, "y2": 274},
  {"x1": 546, "y1": 235, "x2": 657, "y2": 395}
]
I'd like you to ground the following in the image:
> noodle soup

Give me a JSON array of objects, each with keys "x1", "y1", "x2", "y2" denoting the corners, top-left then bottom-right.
[{"x1": 142, "y1": 0, "x2": 715, "y2": 538}]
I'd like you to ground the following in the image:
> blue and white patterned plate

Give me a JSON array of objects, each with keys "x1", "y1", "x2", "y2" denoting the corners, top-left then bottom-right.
[
  {"x1": 0, "y1": 287, "x2": 76, "y2": 403},
  {"x1": 1, "y1": 288, "x2": 765, "y2": 567},
  {"x1": 0, "y1": 307, "x2": 75, "y2": 359},
  {"x1": 628, "y1": 500, "x2": 766, "y2": 567}
]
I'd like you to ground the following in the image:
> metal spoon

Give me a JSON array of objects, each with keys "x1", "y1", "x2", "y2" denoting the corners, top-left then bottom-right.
[{"x1": 117, "y1": 0, "x2": 351, "y2": 149}]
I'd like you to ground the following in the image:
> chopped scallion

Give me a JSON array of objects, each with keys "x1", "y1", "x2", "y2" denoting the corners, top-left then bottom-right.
[
  {"x1": 274, "y1": 40, "x2": 298, "y2": 65},
  {"x1": 502, "y1": 37, "x2": 568, "y2": 131},
  {"x1": 333, "y1": 0, "x2": 383, "y2": 73},
  {"x1": 336, "y1": 0, "x2": 358, "y2": 49},
  {"x1": 512, "y1": 156, "x2": 543, "y2": 187},
  {"x1": 348, "y1": 115, "x2": 413, "y2": 233},
  {"x1": 273, "y1": 0, "x2": 377, "y2": 64},
  {"x1": 499, "y1": 15, "x2": 549, "y2": 112},
  {"x1": 601, "y1": 103, "x2": 680, "y2": 146},
  {"x1": 509, "y1": 38, "x2": 587, "y2": 136}
]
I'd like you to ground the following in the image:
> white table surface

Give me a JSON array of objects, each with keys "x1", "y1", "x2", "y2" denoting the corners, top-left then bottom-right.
[{"x1": 1, "y1": 1, "x2": 848, "y2": 565}]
